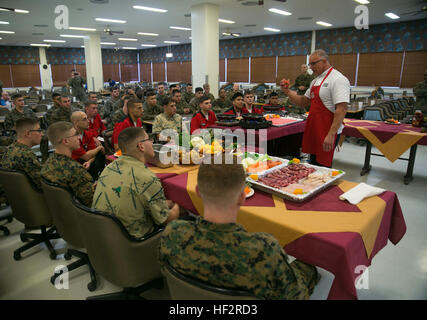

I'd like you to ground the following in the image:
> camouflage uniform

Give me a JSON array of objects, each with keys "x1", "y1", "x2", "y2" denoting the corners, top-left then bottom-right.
[
  {"x1": 188, "y1": 97, "x2": 200, "y2": 113},
  {"x1": 3, "y1": 107, "x2": 37, "y2": 146},
  {"x1": 45, "y1": 105, "x2": 60, "y2": 126},
  {"x1": 413, "y1": 80, "x2": 427, "y2": 113},
  {"x1": 152, "y1": 113, "x2": 182, "y2": 135},
  {"x1": 183, "y1": 91, "x2": 195, "y2": 104},
  {"x1": 226, "y1": 90, "x2": 241, "y2": 101},
  {"x1": 0, "y1": 142, "x2": 42, "y2": 205},
  {"x1": 68, "y1": 76, "x2": 86, "y2": 102},
  {"x1": 41, "y1": 153, "x2": 94, "y2": 207},
  {"x1": 142, "y1": 101, "x2": 162, "y2": 120},
  {"x1": 108, "y1": 109, "x2": 127, "y2": 131},
  {"x1": 48, "y1": 106, "x2": 80, "y2": 126},
  {"x1": 156, "y1": 93, "x2": 169, "y2": 107},
  {"x1": 92, "y1": 155, "x2": 170, "y2": 238},
  {"x1": 294, "y1": 73, "x2": 315, "y2": 96},
  {"x1": 174, "y1": 100, "x2": 192, "y2": 115},
  {"x1": 102, "y1": 97, "x2": 121, "y2": 124},
  {"x1": 212, "y1": 97, "x2": 232, "y2": 114},
  {"x1": 159, "y1": 217, "x2": 319, "y2": 300}
]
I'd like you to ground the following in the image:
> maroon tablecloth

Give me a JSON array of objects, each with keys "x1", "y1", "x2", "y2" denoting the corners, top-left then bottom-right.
[{"x1": 163, "y1": 172, "x2": 406, "y2": 300}]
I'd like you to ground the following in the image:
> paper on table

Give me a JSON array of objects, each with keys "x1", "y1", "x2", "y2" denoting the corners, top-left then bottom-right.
[{"x1": 339, "y1": 183, "x2": 386, "y2": 205}]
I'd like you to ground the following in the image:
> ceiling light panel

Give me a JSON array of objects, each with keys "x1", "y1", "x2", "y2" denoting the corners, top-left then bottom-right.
[
  {"x1": 118, "y1": 38, "x2": 137, "y2": 41},
  {"x1": 137, "y1": 32, "x2": 159, "y2": 36},
  {"x1": 385, "y1": 13, "x2": 400, "y2": 20},
  {"x1": 68, "y1": 27, "x2": 96, "y2": 31},
  {"x1": 169, "y1": 26, "x2": 191, "y2": 31},
  {"x1": 95, "y1": 18, "x2": 126, "y2": 24},
  {"x1": 133, "y1": 6, "x2": 167, "y2": 13},
  {"x1": 268, "y1": 8, "x2": 292, "y2": 16},
  {"x1": 264, "y1": 27, "x2": 280, "y2": 32},
  {"x1": 218, "y1": 19, "x2": 235, "y2": 24},
  {"x1": 316, "y1": 21, "x2": 333, "y2": 27}
]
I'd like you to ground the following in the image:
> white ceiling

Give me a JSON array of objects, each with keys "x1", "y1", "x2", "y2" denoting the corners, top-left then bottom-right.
[{"x1": 0, "y1": 0, "x2": 425, "y2": 49}]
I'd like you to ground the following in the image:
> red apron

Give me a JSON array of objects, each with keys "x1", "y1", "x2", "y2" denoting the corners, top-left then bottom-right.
[{"x1": 302, "y1": 68, "x2": 335, "y2": 167}]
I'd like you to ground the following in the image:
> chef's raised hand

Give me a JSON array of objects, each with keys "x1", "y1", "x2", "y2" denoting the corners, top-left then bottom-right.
[{"x1": 280, "y1": 79, "x2": 291, "y2": 93}]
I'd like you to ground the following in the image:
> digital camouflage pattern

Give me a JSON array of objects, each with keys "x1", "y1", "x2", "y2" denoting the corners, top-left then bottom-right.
[
  {"x1": 174, "y1": 100, "x2": 192, "y2": 115},
  {"x1": 41, "y1": 153, "x2": 94, "y2": 207},
  {"x1": 294, "y1": 73, "x2": 315, "y2": 95},
  {"x1": 4, "y1": 107, "x2": 37, "y2": 132},
  {"x1": 413, "y1": 80, "x2": 427, "y2": 113},
  {"x1": 156, "y1": 93, "x2": 169, "y2": 107},
  {"x1": 68, "y1": 76, "x2": 86, "y2": 101},
  {"x1": 47, "y1": 106, "x2": 80, "y2": 126},
  {"x1": 142, "y1": 101, "x2": 162, "y2": 120},
  {"x1": 0, "y1": 142, "x2": 42, "y2": 205},
  {"x1": 92, "y1": 155, "x2": 169, "y2": 238},
  {"x1": 188, "y1": 97, "x2": 200, "y2": 113},
  {"x1": 159, "y1": 218, "x2": 319, "y2": 300},
  {"x1": 152, "y1": 113, "x2": 182, "y2": 135},
  {"x1": 109, "y1": 108, "x2": 127, "y2": 131},
  {"x1": 183, "y1": 91, "x2": 195, "y2": 104},
  {"x1": 102, "y1": 96, "x2": 121, "y2": 125},
  {"x1": 212, "y1": 97, "x2": 232, "y2": 114},
  {"x1": 204, "y1": 93, "x2": 215, "y2": 103}
]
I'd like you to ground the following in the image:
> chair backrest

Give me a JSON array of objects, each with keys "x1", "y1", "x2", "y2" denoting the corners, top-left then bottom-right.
[
  {"x1": 71, "y1": 198, "x2": 163, "y2": 288},
  {"x1": 0, "y1": 167, "x2": 52, "y2": 228},
  {"x1": 363, "y1": 107, "x2": 384, "y2": 121},
  {"x1": 162, "y1": 263, "x2": 257, "y2": 300},
  {"x1": 40, "y1": 178, "x2": 84, "y2": 248},
  {"x1": 35, "y1": 104, "x2": 48, "y2": 112}
]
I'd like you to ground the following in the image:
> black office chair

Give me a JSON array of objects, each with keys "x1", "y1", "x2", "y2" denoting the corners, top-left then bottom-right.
[
  {"x1": 0, "y1": 167, "x2": 59, "y2": 260},
  {"x1": 72, "y1": 198, "x2": 164, "y2": 299},
  {"x1": 0, "y1": 205, "x2": 13, "y2": 235},
  {"x1": 41, "y1": 178, "x2": 97, "y2": 291},
  {"x1": 162, "y1": 262, "x2": 258, "y2": 300}
]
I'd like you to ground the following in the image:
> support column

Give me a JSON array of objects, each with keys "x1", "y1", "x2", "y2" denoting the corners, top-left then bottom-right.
[
  {"x1": 191, "y1": 3, "x2": 219, "y2": 98},
  {"x1": 83, "y1": 33, "x2": 104, "y2": 92},
  {"x1": 38, "y1": 47, "x2": 53, "y2": 90},
  {"x1": 311, "y1": 30, "x2": 316, "y2": 54}
]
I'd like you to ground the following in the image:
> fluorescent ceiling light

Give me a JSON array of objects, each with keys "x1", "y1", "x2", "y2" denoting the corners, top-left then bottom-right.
[
  {"x1": 100, "y1": 42, "x2": 116, "y2": 45},
  {"x1": 268, "y1": 8, "x2": 292, "y2": 16},
  {"x1": 169, "y1": 26, "x2": 191, "y2": 31},
  {"x1": 166, "y1": 53, "x2": 173, "y2": 58},
  {"x1": 43, "y1": 39, "x2": 66, "y2": 43},
  {"x1": 354, "y1": 0, "x2": 370, "y2": 4},
  {"x1": 0, "y1": 30, "x2": 14, "y2": 34},
  {"x1": 118, "y1": 38, "x2": 137, "y2": 41},
  {"x1": 95, "y1": 18, "x2": 126, "y2": 24},
  {"x1": 81, "y1": 46, "x2": 85, "y2": 48},
  {"x1": 68, "y1": 27, "x2": 96, "y2": 32},
  {"x1": 30, "y1": 43, "x2": 50, "y2": 47},
  {"x1": 0, "y1": 37, "x2": 2, "y2": 40},
  {"x1": 14, "y1": 9, "x2": 29, "y2": 13},
  {"x1": 60, "y1": 34, "x2": 86, "y2": 38},
  {"x1": 133, "y1": 5, "x2": 167, "y2": 13},
  {"x1": 137, "y1": 32, "x2": 159, "y2": 36},
  {"x1": 385, "y1": 13, "x2": 400, "y2": 20},
  {"x1": 316, "y1": 21, "x2": 333, "y2": 27},
  {"x1": 0, "y1": 21, "x2": 10, "y2": 25},
  {"x1": 264, "y1": 27, "x2": 280, "y2": 32},
  {"x1": 141, "y1": 44, "x2": 157, "y2": 47},
  {"x1": 189, "y1": 37, "x2": 192, "y2": 40},
  {"x1": 164, "y1": 40, "x2": 180, "y2": 44},
  {"x1": 218, "y1": 19, "x2": 235, "y2": 24},
  {"x1": 122, "y1": 47, "x2": 137, "y2": 50}
]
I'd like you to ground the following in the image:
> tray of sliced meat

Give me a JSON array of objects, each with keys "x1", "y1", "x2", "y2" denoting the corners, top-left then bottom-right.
[{"x1": 246, "y1": 163, "x2": 346, "y2": 202}]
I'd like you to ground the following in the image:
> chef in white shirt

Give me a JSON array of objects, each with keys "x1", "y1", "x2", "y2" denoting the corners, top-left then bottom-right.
[{"x1": 280, "y1": 49, "x2": 349, "y2": 167}]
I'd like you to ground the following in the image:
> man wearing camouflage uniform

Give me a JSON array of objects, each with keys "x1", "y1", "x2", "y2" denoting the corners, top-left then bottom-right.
[
  {"x1": 189, "y1": 87, "x2": 204, "y2": 113},
  {"x1": 156, "y1": 83, "x2": 168, "y2": 107},
  {"x1": 183, "y1": 83, "x2": 194, "y2": 104},
  {"x1": 203, "y1": 83, "x2": 215, "y2": 103},
  {"x1": 294, "y1": 64, "x2": 315, "y2": 96},
  {"x1": 41, "y1": 121, "x2": 94, "y2": 207},
  {"x1": 413, "y1": 70, "x2": 427, "y2": 114},
  {"x1": 67, "y1": 70, "x2": 86, "y2": 102},
  {"x1": 212, "y1": 88, "x2": 232, "y2": 114},
  {"x1": 159, "y1": 161, "x2": 319, "y2": 300},
  {"x1": 102, "y1": 87, "x2": 120, "y2": 126},
  {"x1": 0, "y1": 118, "x2": 44, "y2": 206},
  {"x1": 171, "y1": 89, "x2": 192, "y2": 115},
  {"x1": 92, "y1": 127, "x2": 179, "y2": 238},
  {"x1": 152, "y1": 98, "x2": 182, "y2": 141},
  {"x1": 226, "y1": 83, "x2": 241, "y2": 101},
  {"x1": 142, "y1": 90, "x2": 161, "y2": 121}
]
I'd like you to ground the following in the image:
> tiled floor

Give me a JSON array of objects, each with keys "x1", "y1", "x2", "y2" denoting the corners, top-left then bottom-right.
[{"x1": 0, "y1": 139, "x2": 426, "y2": 300}]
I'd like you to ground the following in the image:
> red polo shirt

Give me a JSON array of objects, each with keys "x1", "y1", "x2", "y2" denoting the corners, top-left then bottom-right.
[
  {"x1": 245, "y1": 104, "x2": 264, "y2": 114},
  {"x1": 112, "y1": 116, "x2": 143, "y2": 146},
  {"x1": 223, "y1": 106, "x2": 249, "y2": 116},
  {"x1": 190, "y1": 110, "x2": 217, "y2": 134},
  {"x1": 72, "y1": 130, "x2": 97, "y2": 161},
  {"x1": 88, "y1": 113, "x2": 106, "y2": 137}
]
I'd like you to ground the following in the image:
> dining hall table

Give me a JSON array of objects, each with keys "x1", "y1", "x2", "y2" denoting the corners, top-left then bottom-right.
[
  {"x1": 341, "y1": 119, "x2": 427, "y2": 184},
  {"x1": 161, "y1": 167, "x2": 407, "y2": 300}
]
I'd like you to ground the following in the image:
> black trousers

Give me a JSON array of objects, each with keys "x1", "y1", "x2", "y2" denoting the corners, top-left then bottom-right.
[
  {"x1": 309, "y1": 134, "x2": 341, "y2": 168},
  {"x1": 87, "y1": 152, "x2": 106, "y2": 181}
]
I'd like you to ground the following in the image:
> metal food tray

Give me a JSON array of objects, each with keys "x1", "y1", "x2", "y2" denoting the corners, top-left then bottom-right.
[
  {"x1": 270, "y1": 117, "x2": 304, "y2": 127},
  {"x1": 246, "y1": 163, "x2": 346, "y2": 202},
  {"x1": 239, "y1": 153, "x2": 289, "y2": 176}
]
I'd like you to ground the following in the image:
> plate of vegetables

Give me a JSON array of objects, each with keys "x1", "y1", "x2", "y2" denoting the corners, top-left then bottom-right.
[{"x1": 240, "y1": 152, "x2": 287, "y2": 175}]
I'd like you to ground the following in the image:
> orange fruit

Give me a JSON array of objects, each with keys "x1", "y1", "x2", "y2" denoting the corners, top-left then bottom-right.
[
  {"x1": 249, "y1": 174, "x2": 258, "y2": 181},
  {"x1": 293, "y1": 188, "x2": 303, "y2": 195}
]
